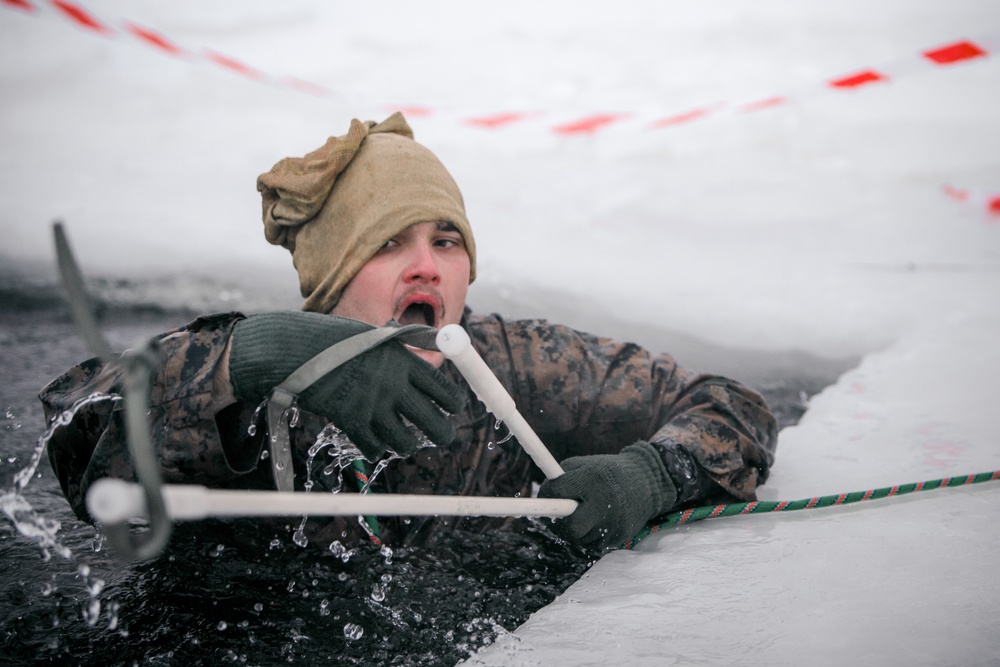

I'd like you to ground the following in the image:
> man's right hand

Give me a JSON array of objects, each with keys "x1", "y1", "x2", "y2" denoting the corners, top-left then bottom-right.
[{"x1": 228, "y1": 311, "x2": 465, "y2": 460}]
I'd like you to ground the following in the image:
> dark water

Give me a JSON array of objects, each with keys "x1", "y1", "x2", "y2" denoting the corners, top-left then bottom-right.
[
  {"x1": 3, "y1": 518, "x2": 590, "y2": 666},
  {"x1": 0, "y1": 277, "x2": 841, "y2": 666}
]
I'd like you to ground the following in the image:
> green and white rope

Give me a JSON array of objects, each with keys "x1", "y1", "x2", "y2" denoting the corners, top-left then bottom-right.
[{"x1": 625, "y1": 470, "x2": 1000, "y2": 549}]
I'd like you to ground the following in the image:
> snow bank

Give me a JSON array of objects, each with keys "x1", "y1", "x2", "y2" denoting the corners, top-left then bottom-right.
[{"x1": 466, "y1": 297, "x2": 1000, "y2": 666}]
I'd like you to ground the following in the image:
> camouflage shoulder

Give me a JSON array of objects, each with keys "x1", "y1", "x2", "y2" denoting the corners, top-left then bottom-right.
[
  {"x1": 38, "y1": 354, "x2": 119, "y2": 419},
  {"x1": 154, "y1": 312, "x2": 246, "y2": 404},
  {"x1": 169, "y1": 312, "x2": 247, "y2": 336}
]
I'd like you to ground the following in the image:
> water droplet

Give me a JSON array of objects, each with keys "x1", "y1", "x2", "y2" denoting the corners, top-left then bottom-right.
[
  {"x1": 107, "y1": 601, "x2": 119, "y2": 631},
  {"x1": 343, "y1": 623, "x2": 364, "y2": 641},
  {"x1": 259, "y1": 449, "x2": 269, "y2": 460},
  {"x1": 253, "y1": 603, "x2": 264, "y2": 613},
  {"x1": 217, "y1": 621, "x2": 227, "y2": 631},
  {"x1": 380, "y1": 545, "x2": 394, "y2": 564},
  {"x1": 268, "y1": 539, "x2": 281, "y2": 550},
  {"x1": 83, "y1": 597, "x2": 101, "y2": 627},
  {"x1": 370, "y1": 585, "x2": 386, "y2": 602},
  {"x1": 292, "y1": 529, "x2": 308, "y2": 548},
  {"x1": 493, "y1": 418, "x2": 514, "y2": 443},
  {"x1": 247, "y1": 424, "x2": 257, "y2": 437}
]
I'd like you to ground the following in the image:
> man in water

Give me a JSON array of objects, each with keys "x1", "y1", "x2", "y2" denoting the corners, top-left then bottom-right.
[{"x1": 40, "y1": 113, "x2": 777, "y2": 551}]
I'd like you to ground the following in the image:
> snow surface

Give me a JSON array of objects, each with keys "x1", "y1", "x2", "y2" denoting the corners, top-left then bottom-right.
[{"x1": 2, "y1": 1, "x2": 999, "y2": 664}]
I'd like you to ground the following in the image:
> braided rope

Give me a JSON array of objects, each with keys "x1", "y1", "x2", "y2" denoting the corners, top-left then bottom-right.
[
  {"x1": 351, "y1": 460, "x2": 382, "y2": 545},
  {"x1": 624, "y1": 470, "x2": 1000, "y2": 549}
]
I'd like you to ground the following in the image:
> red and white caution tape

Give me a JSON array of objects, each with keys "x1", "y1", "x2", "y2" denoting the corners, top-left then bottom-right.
[
  {"x1": 3, "y1": 0, "x2": 999, "y2": 137},
  {"x1": 2, "y1": 0, "x2": 341, "y2": 95},
  {"x1": 943, "y1": 184, "x2": 1000, "y2": 218}
]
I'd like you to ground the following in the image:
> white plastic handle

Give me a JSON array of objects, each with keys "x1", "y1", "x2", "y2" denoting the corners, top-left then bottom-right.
[
  {"x1": 437, "y1": 324, "x2": 565, "y2": 479},
  {"x1": 86, "y1": 478, "x2": 578, "y2": 522}
]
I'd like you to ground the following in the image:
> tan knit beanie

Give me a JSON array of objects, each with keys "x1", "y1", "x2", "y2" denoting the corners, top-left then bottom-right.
[{"x1": 257, "y1": 112, "x2": 476, "y2": 313}]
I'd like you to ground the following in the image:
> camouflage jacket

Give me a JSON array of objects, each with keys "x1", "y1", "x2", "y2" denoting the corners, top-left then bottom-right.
[{"x1": 40, "y1": 311, "x2": 777, "y2": 548}]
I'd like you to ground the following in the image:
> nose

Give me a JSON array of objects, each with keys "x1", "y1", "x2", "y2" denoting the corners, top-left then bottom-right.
[{"x1": 402, "y1": 240, "x2": 441, "y2": 285}]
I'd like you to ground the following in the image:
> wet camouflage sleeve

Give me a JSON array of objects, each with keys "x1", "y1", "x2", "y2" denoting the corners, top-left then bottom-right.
[
  {"x1": 39, "y1": 306, "x2": 776, "y2": 539},
  {"x1": 467, "y1": 314, "x2": 778, "y2": 501},
  {"x1": 39, "y1": 313, "x2": 251, "y2": 522}
]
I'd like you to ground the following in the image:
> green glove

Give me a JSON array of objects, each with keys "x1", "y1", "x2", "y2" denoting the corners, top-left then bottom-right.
[
  {"x1": 229, "y1": 311, "x2": 466, "y2": 460},
  {"x1": 537, "y1": 441, "x2": 678, "y2": 549}
]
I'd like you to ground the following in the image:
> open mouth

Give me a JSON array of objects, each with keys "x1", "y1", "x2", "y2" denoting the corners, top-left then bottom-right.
[{"x1": 398, "y1": 301, "x2": 437, "y2": 327}]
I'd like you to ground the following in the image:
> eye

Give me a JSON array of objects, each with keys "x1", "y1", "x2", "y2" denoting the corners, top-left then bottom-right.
[
  {"x1": 434, "y1": 235, "x2": 463, "y2": 249},
  {"x1": 378, "y1": 237, "x2": 400, "y2": 252}
]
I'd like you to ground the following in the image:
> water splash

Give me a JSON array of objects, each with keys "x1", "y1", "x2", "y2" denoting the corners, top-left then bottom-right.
[
  {"x1": 291, "y1": 419, "x2": 437, "y2": 548},
  {"x1": 312, "y1": 423, "x2": 365, "y2": 479},
  {"x1": 0, "y1": 490, "x2": 72, "y2": 561},
  {"x1": 15, "y1": 392, "x2": 121, "y2": 493},
  {"x1": 4, "y1": 407, "x2": 22, "y2": 432},
  {"x1": 246, "y1": 398, "x2": 268, "y2": 437},
  {"x1": 78, "y1": 563, "x2": 106, "y2": 627},
  {"x1": 1, "y1": 393, "x2": 121, "y2": 561},
  {"x1": 291, "y1": 519, "x2": 309, "y2": 548},
  {"x1": 328, "y1": 540, "x2": 357, "y2": 563},
  {"x1": 289, "y1": 422, "x2": 367, "y2": 548},
  {"x1": 1, "y1": 391, "x2": 130, "y2": 641}
]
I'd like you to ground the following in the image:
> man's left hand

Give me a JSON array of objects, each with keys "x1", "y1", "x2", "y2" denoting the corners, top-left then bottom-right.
[{"x1": 538, "y1": 441, "x2": 678, "y2": 549}]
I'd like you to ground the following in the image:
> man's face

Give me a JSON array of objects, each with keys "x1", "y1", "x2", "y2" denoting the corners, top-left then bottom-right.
[{"x1": 331, "y1": 220, "x2": 471, "y2": 368}]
